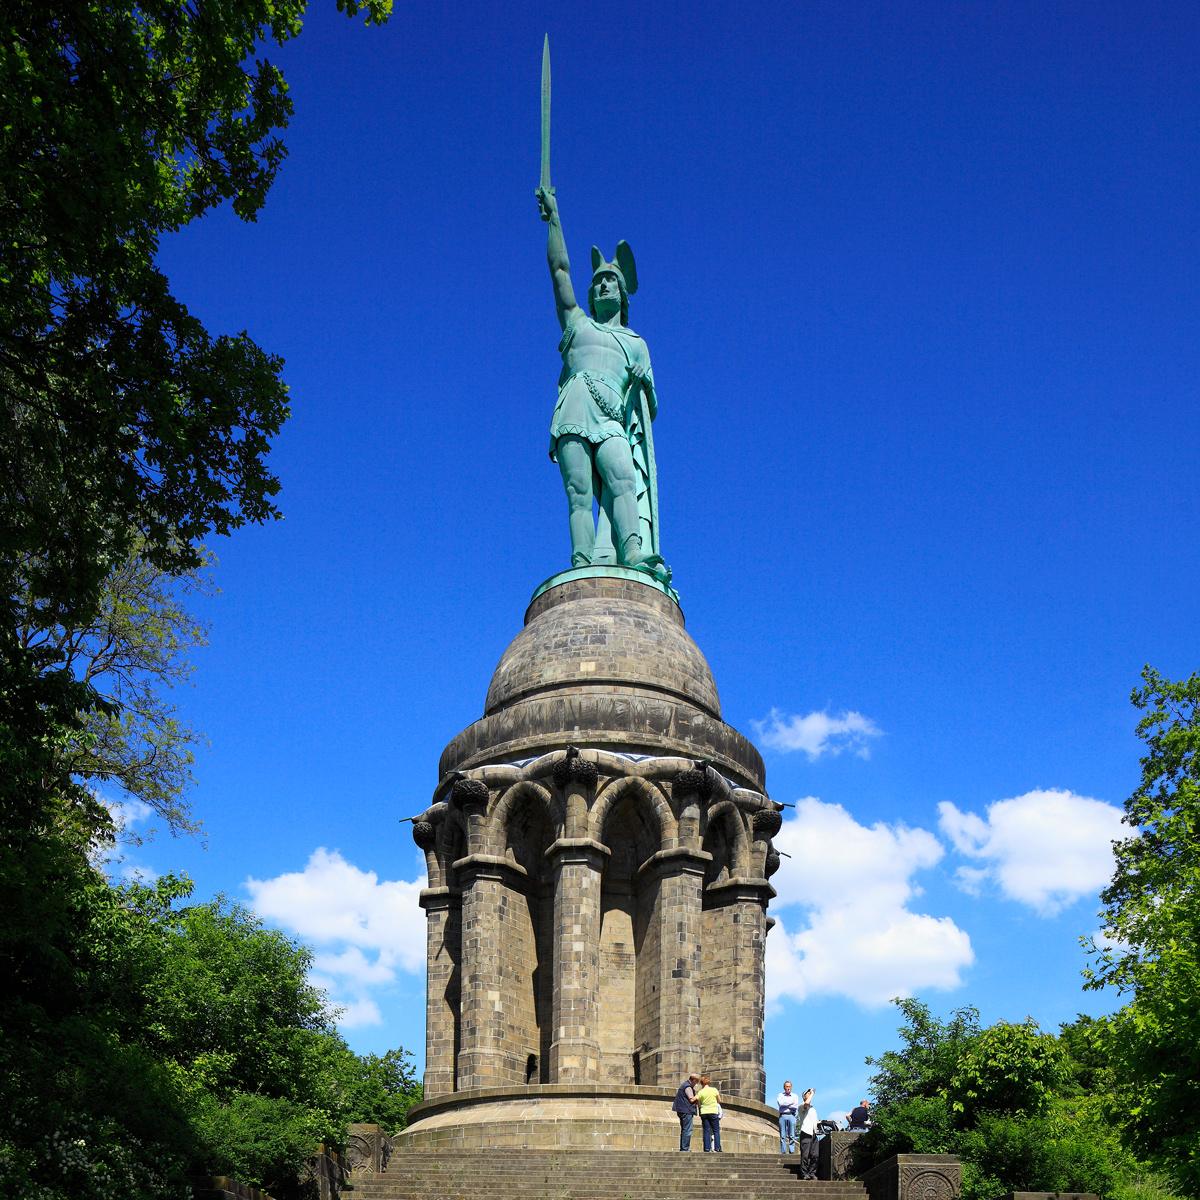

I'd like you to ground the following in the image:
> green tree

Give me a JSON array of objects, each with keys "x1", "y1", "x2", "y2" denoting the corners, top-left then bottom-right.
[
  {"x1": 1086, "y1": 667, "x2": 1200, "y2": 1197},
  {"x1": 340, "y1": 1048, "x2": 424, "y2": 1134},
  {"x1": 865, "y1": 998, "x2": 982, "y2": 1108},
  {"x1": 1, "y1": 3, "x2": 394, "y2": 1194},
  {"x1": 946, "y1": 1019, "x2": 1066, "y2": 1123},
  {"x1": 861, "y1": 1000, "x2": 1142, "y2": 1200},
  {"x1": 15, "y1": 543, "x2": 211, "y2": 833},
  {"x1": 139, "y1": 893, "x2": 355, "y2": 1194},
  {"x1": 2, "y1": 0, "x2": 391, "y2": 841},
  {"x1": 1, "y1": 868, "x2": 418, "y2": 1200}
]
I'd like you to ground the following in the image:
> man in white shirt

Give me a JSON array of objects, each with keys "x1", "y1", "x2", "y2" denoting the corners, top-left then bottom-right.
[
  {"x1": 776, "y1": 1080, "x2": 800, "y2": 1153},
  {"x1": 797, "y1": 1088, "x2": 819, "y2": 1179}
]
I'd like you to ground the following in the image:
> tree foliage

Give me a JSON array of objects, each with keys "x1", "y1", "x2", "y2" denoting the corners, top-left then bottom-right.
[
  {"x1": 2, "y1": 0, "x2": 391, "y2": 837},
  {"x1": 1085, "y1": 667, "x2": 1200, "y2": 1197},
  {"x1": 859, "y1": 999, "x2": 1174, "y2": 1200},
  {"x1": 0, "y1": 869, "x2": 420, "y2": 1200},
  {"x1": 16, "y1": 543, "x2": 210, "y2": 831},
  {"x1": 340, "y1": 1048, "x2": 424, "y2": 1134},
  {"x1": 1, "y1": 2, "x2": 397, "y2": 1194},
  {"x1": 3, "y1": 0, "x2": 388, "y2": 603}
]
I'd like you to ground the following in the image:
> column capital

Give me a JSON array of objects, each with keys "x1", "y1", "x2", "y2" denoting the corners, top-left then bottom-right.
[
  {"x1": 673, "y1": 765, "x2": 714, "y2": 800},
  {"x1": 637, "y1": 845, "x2": 712, "y2": 880},
  {"x1": 750, "y1": 807, "x2": 783, "y2": 838},
  {"x1": 545, "y1": 837, "x2": 610, "y2": 868},
  {"x1": 453, "y1": 853, "x2": 529, "y2": 890},
  {"x1": 419, "y1": 886, "x2": 461, "y2": 912},
  {"x1": 552, "y1": 746, "x2": 599, "y2": 789},
  {"x1": 704, "y1": 876, "x2": 776, "y2": 909}
]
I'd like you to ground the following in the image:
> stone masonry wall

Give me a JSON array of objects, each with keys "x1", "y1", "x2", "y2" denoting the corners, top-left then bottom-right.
[
  {"x1": 699, "y1": 902, "x2": 738, "y2": 1085},
  {"x1": 632, "y1": 872, "x2": 663, "y2": 1084},
  {"x1": 419, "y1": 891, "x2": 460, "y2": 1098},
  {"x1": 495, "y1": 880, "x2": 539, "y2": 1083},
  {"x1": 416, "y1": 746, "x2": 778, "y2": 1108},
  {"x1": 597, "y1": 884, "x2": 637, "y2": 1082}
]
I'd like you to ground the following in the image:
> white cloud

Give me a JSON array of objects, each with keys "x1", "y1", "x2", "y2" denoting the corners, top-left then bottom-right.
[
  {"x1": 767, "y1": 798, "x2": 973, "y2": 1008},
  {"x1": 937, "y1": 789, "x2": 1125, "y2": 916},
  {"x1": 331, "y1": 996, "x2": 385, "y2": 1030},
  {"x1": 93, "y1": 794, "x2": 159, "y2": 882},
  {"x1": 952, "y1": 865, "x2": 989, "y2": 897},
  {"x1": 246, "y1": 848, "x2": 425, "y2": 1031},
  {"x1": 753, "y1": 709, "x2": 883, "y2": 760},
  {"x1": 104, "y1": 796, "x2": 155, "y2": 834}
]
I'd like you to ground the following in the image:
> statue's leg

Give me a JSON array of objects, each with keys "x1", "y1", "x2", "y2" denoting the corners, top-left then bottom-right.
[
  {"x1": 557, "y1": 435, "x2": 596, "y2": 566},
  {"x1": 595, "y1": 437, "x2": 643, "y2": 565}
]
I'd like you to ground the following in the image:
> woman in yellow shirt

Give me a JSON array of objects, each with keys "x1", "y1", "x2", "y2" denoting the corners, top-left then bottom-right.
[{"x1": 695, "y1": 1074, "x2": 722, "y2": 1152}]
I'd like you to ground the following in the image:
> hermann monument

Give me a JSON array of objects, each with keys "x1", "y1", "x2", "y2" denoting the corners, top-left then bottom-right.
[{"x1": 394, "y1": 38, "x2": 783, "y2": 1153}]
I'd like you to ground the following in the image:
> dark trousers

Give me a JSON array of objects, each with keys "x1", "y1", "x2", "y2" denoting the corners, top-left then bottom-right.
[
  {"x1": 799, "y1": 1132, "x2": 817, "y2": 1178},
  {"x1": 677, "y1": 1111, "x2": 694, "y2": 1151},
  {"x1": 701, "y1": 1113, "x2": 722, "y2": 1152}
]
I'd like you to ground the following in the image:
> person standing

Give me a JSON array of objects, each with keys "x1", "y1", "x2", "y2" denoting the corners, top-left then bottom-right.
[
  {"x1": 696, "y1": 1074, "x2": 723, "y2": 1153},
  {"x1": 777, "y1": 1080, "x2": 800, "y2": 1153},
  {"x1": 672, "y1": 1073, "x2": 700, "y2": 1151},
  {"x1": 797, "y1": 1088, "x2": 819, "y2": 1179}
]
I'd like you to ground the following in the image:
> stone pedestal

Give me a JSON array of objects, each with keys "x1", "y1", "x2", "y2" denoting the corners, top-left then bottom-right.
[
  {"x1": 818, "y1": 1130, "x2": 868, "y2": 1179},
  {"x1": 397, "y1": 573, "x2": 783, "y2": 1152},
  {"x1": 399, "y1": 1084, "x2": 781, "y2": 1152},
  {"x1": 860, "y1": 1154, "x2": 963, "y2": 1200}
]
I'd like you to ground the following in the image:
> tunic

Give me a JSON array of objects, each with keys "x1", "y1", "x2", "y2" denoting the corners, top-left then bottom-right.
[{"x1": 548, "y1": 314, "x2": 661, "y2": 561}]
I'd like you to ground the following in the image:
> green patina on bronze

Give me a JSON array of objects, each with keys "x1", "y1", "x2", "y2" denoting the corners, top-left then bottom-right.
[{"x1": 536, "y1": 37, "x2": 672, "y2": 591}]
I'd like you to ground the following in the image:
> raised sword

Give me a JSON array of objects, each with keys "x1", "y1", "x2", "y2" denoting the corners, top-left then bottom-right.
[{"x1": 540, "y1": 34, "x2": 552, "y2": 193}]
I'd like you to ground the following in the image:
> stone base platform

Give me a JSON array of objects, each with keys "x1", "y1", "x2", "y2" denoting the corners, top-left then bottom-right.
[{"x1": 395, "y1": 1084, "x2": 780, "y2": 1153}]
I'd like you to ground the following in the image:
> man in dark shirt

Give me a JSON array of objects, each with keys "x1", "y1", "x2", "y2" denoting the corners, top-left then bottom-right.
[
  {"x1": 848, "y1": 1100, "x2": 871, "y2": 1130},
  {"x1": 672, "y1": 1073, "x2": 700, "y2": 1151}
]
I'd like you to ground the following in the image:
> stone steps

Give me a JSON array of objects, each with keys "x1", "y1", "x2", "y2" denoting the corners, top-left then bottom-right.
[
  {"x1": 357, "y1": 1189, "x2": 858, "y2": 1199},
  {"x1": 357, "y1": 1192, "x2": 857, "y2": 1199},
  {"x1": 350, "y1": 1150, "x2": 863, "y2": 1200}
]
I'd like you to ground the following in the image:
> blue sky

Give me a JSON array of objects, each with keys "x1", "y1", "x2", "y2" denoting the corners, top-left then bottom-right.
[{"x1": 109, "y1": 0, "x2": 1199, "y2": 1122}]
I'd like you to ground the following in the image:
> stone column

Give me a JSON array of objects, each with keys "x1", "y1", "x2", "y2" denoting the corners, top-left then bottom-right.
[
  {"x1": 451, "y1": 769, "x2": 506, "y2": 1089},
  {"x1": 554, "y1": 746, "x2": 596, "y2": 840},
  {"x1": 704, "y1": 878, "x2": 772, "y2": 1101},
  {"x1": 749, "y1": 806, "x2": 782, "y2": 881},
  {"x1": 639, "y1": 846, "x2": 708, "y2": 1085},
  {"x1": 547, "y1": 837, "x2": 608, "y2": 1080},
  {"x1": 456, "y1": 856, "x2": 528, "y2": 1089},
  {"x1": 418, "y1": 883, "x2": 460, "y2": 1098},
  {"x1": 453, "y1": 776, "x2": 490, "y2": 855}
]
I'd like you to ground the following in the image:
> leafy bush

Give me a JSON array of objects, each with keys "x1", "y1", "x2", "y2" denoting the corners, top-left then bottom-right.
[
  {"x1": 192, "y1": 1093, "x2": 329, "y2": 1196},
  {"x1": 0, "y1": 866, "x2": 421, "y2": 1200},
  {"x1": 859, "y1": 1000, "x2": 1181, "y2": 1200}
]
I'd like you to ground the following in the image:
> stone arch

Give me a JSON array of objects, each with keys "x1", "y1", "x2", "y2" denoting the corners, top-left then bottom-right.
[
  {"x1": 486, "y1": 778, "x2": 556, "y2": 1086},
  {"x1": 487, "y1": 780, "x2": 560, "y2": 863},
  {"x1": 702, "y1": 799, "x2": 751, "y2": 885},
  {"x1": 591, "y1": 775, "x2": 677, "y2": 850},
  {"x1": 589, "y1": 775, "x2": 677, "y2": 1087}
]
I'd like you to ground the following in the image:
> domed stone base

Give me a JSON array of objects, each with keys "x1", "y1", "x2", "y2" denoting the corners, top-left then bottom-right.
[
  {"x1": 395, "y1": 1085, "x2": 781, "y2": 1153},
  {"x1": 439, "y1": 572, "x2": 764, "y2": 789}
]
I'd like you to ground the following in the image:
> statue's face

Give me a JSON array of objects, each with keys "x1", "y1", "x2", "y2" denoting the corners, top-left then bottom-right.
[{"x1": 592, "y1": 270, "x2": 622, "y2": 318}]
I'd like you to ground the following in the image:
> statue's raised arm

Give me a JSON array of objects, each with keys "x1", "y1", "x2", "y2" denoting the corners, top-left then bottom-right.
[{"x1": 537, "y1": 187, "x2": 580, "y2": 330}]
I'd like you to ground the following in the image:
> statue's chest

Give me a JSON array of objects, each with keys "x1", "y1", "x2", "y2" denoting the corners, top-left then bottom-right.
[{"x1": 563, "y1": 321, "x2": 631, "y2": 373}]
